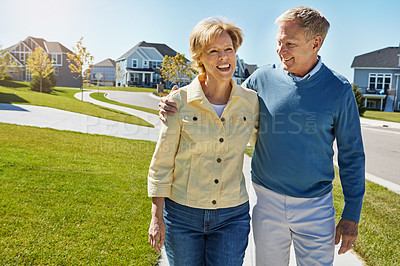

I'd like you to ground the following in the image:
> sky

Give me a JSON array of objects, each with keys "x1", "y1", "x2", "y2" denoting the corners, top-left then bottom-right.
[{"x1": 0, "y1": 0, "x2": 399, "y2": 82}]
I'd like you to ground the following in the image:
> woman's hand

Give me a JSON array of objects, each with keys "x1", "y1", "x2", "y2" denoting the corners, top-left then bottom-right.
[
  {"x1": 148, "y1": 197, "x2": 166, "y2": 253},
  {"x1": 148, "y1": 215, "x2": 166, "y2": 254}
]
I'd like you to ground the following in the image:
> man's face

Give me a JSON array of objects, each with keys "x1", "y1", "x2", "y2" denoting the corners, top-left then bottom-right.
[{"x1": 276, "y1": 21, "x2": 321, "y2": 77}]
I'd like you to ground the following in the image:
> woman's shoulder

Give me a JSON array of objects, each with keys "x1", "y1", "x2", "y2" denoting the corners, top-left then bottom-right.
[
  {"x1": 237, "y1": 84, "x2": 258, "y2": 103},
  {"x1": 167, "y1": 85, "x2": 189, "y2": 104}
]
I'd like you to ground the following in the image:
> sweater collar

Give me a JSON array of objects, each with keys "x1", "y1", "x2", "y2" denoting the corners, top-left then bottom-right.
[{"x1": 288, "y1": 55, "x2": 322, "y2": 82}]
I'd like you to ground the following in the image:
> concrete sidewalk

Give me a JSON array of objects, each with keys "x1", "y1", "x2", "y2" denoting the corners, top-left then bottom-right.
[
  {"x1": 360, "y1": 117, "x2": 400, "y2": 129},
  {"x1": 0, "y1": 103, "x2": 159, "y2": 142},
  {"x1": 74, "y1": 90, "x2": 161, "y2": 128}
]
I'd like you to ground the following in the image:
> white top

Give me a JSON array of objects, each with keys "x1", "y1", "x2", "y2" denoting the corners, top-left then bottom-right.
[{"x1": 211, "y1": 103, "x2": 227, "y2": 118}]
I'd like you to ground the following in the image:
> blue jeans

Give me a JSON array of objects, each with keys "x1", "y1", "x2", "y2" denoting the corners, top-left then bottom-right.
[{"x1": 163, "y1": 198, "x2": 250, "y2": 266}]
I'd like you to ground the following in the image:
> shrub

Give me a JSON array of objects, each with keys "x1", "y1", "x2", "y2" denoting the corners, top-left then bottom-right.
[
  {"x1": 352, "y1": 84, "x2": 366, "y2": 116},
  {"x1": 30, "y1": 76, "x2": 53, "y2": 93},
  {"x1": 48, "y1": 72, "x2": 57, "y2": 87},
  {"x1": 0, "y1": 73, "x2": 13, "y2": 81}
]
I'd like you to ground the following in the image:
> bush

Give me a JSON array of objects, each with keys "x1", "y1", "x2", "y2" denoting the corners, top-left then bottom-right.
[
  {"x1": 30, "y1": 76, "x2": 53, "y2": 93},
  {"x1": 48, "y1": 72, "x2": 57, "y2": 87},
  {"x1": 0, "y1": 73, "x2": 13, "y2": 81},
  {"x1": 352, "y1": 84, "x2": 366, "y2": 116}
]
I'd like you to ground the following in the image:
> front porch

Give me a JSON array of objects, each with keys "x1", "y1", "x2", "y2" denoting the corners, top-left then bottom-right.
[
  {"x1": 126, "y1": 69, "x2": 161, "y2": 88},
  {"x1": 363, "y1": 94, "x2": 386, "y2": 111}
]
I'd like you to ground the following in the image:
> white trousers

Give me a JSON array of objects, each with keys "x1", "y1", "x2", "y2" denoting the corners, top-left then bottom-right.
[{"x1": 252, "y1": 182, "x2": 335, "y2": 266}]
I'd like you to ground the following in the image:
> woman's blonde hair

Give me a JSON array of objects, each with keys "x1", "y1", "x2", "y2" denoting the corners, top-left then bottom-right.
[
  {"x1": 189, "y1": 17, "x2": 243, "y2": 74},
  {"x1": 275, "y1": 6, "x2": 330, "y2": 45}
]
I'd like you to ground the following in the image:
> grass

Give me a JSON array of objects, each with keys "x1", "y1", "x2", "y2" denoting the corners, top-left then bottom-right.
[
  {"x1": 83, "y1": 85, "x2": 156, "y2": 93},
  {"x1": 0, "y1": 123, "x2": 159, "y2": 265},
  {"x1": 0, "y1": 81, "x2": 153, "y2": 128},
  {"x1": 362, "y1": 110, "x2": 400, "y2": 123},
  {"x1": 333, "y1": 178, "x2": 400, "y2": 265},
  {"x1": 245, "y1": 145, "x2": 400, "y2": 265},
  {"x1": 90, "y1": 92, "x2": 159, "y2": 115}
]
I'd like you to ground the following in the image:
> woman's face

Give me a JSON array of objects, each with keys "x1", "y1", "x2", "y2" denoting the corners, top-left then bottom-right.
[{"x1": 199, "y1": 31, "x2": 236, "y2": 83}]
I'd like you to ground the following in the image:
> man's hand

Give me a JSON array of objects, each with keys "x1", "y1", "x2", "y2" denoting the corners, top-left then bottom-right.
[
  {"x1": 335, "y1": 218, "x2": 359, "y2": 254},
  {"x1": 159, "y1": 85, "x2": 179, "y2": 122}
]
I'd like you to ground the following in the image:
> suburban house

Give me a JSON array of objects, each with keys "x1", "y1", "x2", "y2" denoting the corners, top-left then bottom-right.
[
  {"x1": 115, "y1": 41, "x2": 179, "y2": 87},
  {"x1": 90, "y1": 58, "x2": 116, "y2": 86},
  {"x1": 115, "y1": 40, "x2": 257, "y2": 88},
  {"x1": 4, "y1": 36, "x2": 82, "y2": 87},
  {"x1": 233, "y1": 54, "x2": 258, "y2": 84},
  {"x1": 351, "y1": 46, "x2": 400, "y2": 111}
]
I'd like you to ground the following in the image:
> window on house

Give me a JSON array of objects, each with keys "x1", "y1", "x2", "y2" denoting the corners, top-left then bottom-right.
[
  {"x1": 51, "y1": 54, "x2": 62, "y2": 65},
  {"x1": 132, "y1": 59, "x2": 138, "y2": 68},
  {"x1": 369, "y1": 73, "x2": 391, "y2": 91},
  {"x1": 143, "y1": 60, "x2": 149, "y2": 68},
  {"x1": 367, "y1": 100, "x2": 377, "y2": 108},
  {"x1": 151, "y1": 61, "x2": 161, "y2": 69},
  {"x1": 130, "y1": 73, "x2": 139, "y2": 82}
]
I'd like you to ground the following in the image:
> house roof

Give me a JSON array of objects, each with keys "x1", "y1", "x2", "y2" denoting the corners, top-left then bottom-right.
[
  {"x1": 351, "y1": 46, "x2": 400, "y2": 68},
  {"x1": 245, "y1": 63, "x2": 258, "y2": 75},
  {"x1": 5, "y1": 36, "x2": 72, "y2": 54},
  {"x1": 117, "y1": 41, "x2": 178, "y2": 60},
  {"x1": 29, "y1": 37, "x2": 46, "y2": 49},
  {"x1": 45, "y1": 42, "x2": 72, "y2": 54},
  {"x1": 93, "y1": 58, "x2": 116, "y2": 67}
]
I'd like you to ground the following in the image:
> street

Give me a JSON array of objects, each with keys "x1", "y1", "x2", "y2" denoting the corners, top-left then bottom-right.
[
  {"x1": 334, "y1": 123, "x2": 400, "y2": 187},
  {"x1": 361, "y1": 125, "x2": 400, "y2": 185}
]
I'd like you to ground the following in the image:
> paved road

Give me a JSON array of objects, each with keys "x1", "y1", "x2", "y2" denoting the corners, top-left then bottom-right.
[
  {"x1": 362, "y1": 125, "x2": 400, "y2": 185},
  {"x1": 105, "y1": 91, "x2": 160, "y2": 110},
  {"x1": 332, "y1": 118, "x2": 400, "y2": 194}
]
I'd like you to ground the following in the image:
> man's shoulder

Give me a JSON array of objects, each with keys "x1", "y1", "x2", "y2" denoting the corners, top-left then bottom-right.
[
  {"x1": 251, "y1": 64, "x2": 281, "y2": 76},
  {"x1": 322, "y1": 64, "x2": 351, "y2": 86},
  {"x1": 243, "y1": 63, "x2": 283, "y2": 91}
]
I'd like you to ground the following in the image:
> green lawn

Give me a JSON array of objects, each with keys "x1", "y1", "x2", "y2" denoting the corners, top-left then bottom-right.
[
  {"x1": 90, "y1": 92, "x2": 159, "y2": 115},
  {"x1": 362, "y1": 110, "x2": 400, "y2": 123},
  {"x1": 245, "y1": 145, "x2": 400, "y2": 265},
  {"x1": 0, "y1": 123, "x2": 159, "y2": 265},
  {"x1": 0, "y1": 81, "x2": 153, "y2": 128}
]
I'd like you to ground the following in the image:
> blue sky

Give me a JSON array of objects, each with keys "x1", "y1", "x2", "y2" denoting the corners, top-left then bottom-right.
[{"x1": 0, "y1": 0, "x2": 399, "y2": 81}]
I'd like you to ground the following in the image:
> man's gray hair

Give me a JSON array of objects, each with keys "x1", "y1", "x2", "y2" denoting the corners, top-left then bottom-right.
[{"x1": 275, "y1": 6, "x2": 330, "y2": 44}]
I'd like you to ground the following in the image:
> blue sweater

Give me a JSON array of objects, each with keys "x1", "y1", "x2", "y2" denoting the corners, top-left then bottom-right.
[{"x1": 243, "y1": 63, "x2": 365, "y2": 223}]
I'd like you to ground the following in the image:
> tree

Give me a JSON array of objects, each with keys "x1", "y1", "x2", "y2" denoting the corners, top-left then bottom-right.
[
  {"x1": 160, "y1": 53, "x2": 197, "y2": 88},
  {"x1": 352, "y1": 84, "x2": 366, "y2": 116},
  {"x1": 0, "y1": 44, "x2": 19, "y2": 80},
  {"x1": 26, "y1": 47, "x2": 54, "y2": 93},
  {"x1": 67, "y1": 37, "x2": 94, "y2": 98},
  {"x1": 115, "y1": 63, "x2": 125, "y2": 87}
]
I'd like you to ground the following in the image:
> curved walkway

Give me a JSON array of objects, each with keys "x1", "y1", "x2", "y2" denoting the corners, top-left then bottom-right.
[
  {"x1": 0, "y1": 103, "x2": 159, "y2": 142},
  {"x1": 74, "y1": 90, "x2": 160, "y2": 128}
]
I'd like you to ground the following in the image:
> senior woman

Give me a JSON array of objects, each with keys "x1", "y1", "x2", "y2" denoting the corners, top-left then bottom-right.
[{"x1": 147, "y1": 17, "x2": 259, "y2": 265}]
